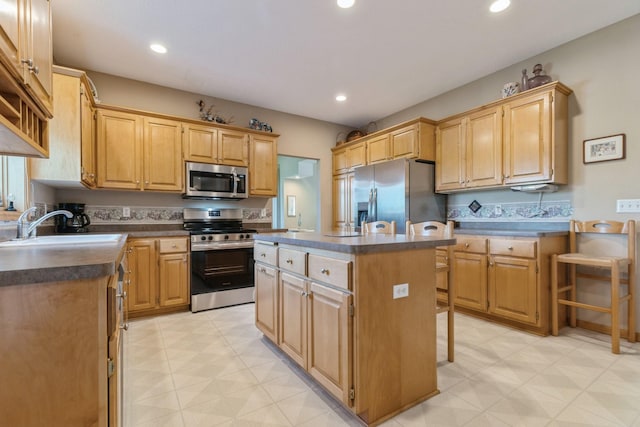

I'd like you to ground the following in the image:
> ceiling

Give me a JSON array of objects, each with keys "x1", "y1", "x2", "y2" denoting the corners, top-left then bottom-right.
[{"x1": 51, "y1": 1, "x2": 639, "y2": 128}]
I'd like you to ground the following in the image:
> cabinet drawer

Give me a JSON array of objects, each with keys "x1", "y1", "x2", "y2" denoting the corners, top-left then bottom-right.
[
  {"x1": 453, "y1": 237, "x2": 487, "y2": 254},
  {"x1": 308, "y1": 254, "x2": 352, "y2": 291},
  {"x1": 255, "y1": 243, "x2": 278, "y2": 266},
  {"x1": 490, "y1": 239, "x2": 536, "y2": 258},
  {"x1": 279, "y1": 247, "x2": 307, "y2": 276},
  {"x1": 158, "y1": 237, "x2": 188, "y2": 253}
]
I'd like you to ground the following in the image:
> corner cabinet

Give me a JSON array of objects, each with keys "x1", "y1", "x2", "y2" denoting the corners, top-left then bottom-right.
[
  {"x1": 0, "y1": 0, "x2": 53, "y2": 157},
  {"x1": 451, "y1": 233, "x2": 567, "y2": 335},
  {"x1": 30, "y1": 66, "x2": 96, "y2": 188},
  {"x1": 127, "y1": 237, "x2": 190, "y2": 318},
  {"x1": 435, "y1": 82, "x2": 571, "y2": 193}
]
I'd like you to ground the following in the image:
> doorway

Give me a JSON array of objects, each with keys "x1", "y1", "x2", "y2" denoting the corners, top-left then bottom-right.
[{"x1": 273, "y1": 156, "x2": 320, "y2": 231}]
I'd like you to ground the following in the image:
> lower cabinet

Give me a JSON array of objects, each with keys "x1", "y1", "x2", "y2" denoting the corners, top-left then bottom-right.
[
  {"x1": 451, "y1": 233, "x2": 566, "y2": 335},
  {"x1": 254, "y1": 242, "x2": 354, "y2": 407},
  {"x1": 127, "y1": 236, "x2": 190, "y2": 317}
]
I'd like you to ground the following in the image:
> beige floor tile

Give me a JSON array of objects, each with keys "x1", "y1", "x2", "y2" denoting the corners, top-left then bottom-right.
[
  {"x1": 176, "y1": 368, "x2": 261, "y2": 409},
  {"x1": 393, "y1": 393, "x2": 483, "y2": 426},
  {"x1": 463, "y1": 412, "x2": 513, "y2": 427},
  {"x1": 485, "y1": 384, "x2": 567, "y2": 427},
  {"x1": 248, "y1": 359, "x2": 296, "y2": 384},
  {"x1": 131, "y1": 411, "x2": 185, "y2": 427},
  {"x1": 551, "y1": 402, "x2": 626, "y2": 426},
  {"x1": 232, "y1": 403, "x2": 293, "y2": 426},
  {"x1": 276, "y1": 390, "x2": 334, "y2": 425},
  {"x1": 571, "y1": 390, "x2": 640, "y2": 426},
  {"x1": 261, "y1": 372, "x2": 312, "y2": 402}
]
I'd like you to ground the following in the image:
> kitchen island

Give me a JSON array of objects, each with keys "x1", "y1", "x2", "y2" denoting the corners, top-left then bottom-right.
[{"x1": 254, "y1": 231, "x2": 455, "y2": 426}]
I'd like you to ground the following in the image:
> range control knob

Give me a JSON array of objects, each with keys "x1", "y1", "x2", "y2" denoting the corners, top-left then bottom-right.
[
  {"x1": 239, "y1": 234, "x2": 244, "y2": 239},
  {"x1": 224, "y1": 235, "x2": 229, "y2": 240},
  {"x1": 200, "y1": 236, "x2": 206, "y2": 241},
  {"x1": 246, "y1": 234, "x2": 252, "y2": 239},
  {"x1": 207, "y1": 235, "x2": 213, "y2": 241}
]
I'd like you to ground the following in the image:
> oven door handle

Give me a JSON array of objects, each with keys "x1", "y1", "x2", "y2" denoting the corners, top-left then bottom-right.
[{"x1": 192, "y1": 241, "x2": 255, "y2": 251}]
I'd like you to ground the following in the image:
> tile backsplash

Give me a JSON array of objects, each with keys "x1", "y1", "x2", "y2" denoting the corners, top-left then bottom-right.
[
  {"x1": 82, "y1": 206, "x2": 273, "y2": 224},
  {"x1": 448, "y1": 200, "x2": 573, "y2": 222}
]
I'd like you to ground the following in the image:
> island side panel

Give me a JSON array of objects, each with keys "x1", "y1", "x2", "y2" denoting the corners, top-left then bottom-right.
[{"x1": 353, "y1": 247, "x2": 438, "y2": 424}]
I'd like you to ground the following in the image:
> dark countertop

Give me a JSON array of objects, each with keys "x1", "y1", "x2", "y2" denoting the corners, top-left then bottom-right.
[
  {"x1": 455, "y1": 229, "x2": 568, "y2": 237},
  {"x1": 0, "y1": 234, "x2": 128, "y2": 286},
  {"x1": 255, "y1": 231, "x2": 455, "y2": 255}
]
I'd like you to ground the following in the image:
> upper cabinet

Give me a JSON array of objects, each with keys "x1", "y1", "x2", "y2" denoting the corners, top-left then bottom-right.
[
  {"x1": 30, "y1": 66, "x2": 95, "y2": 188},
  {"x1": 0, "y1": 0, "x2": 52, "y2": 157},
  {"x1": 435, "y1": 82, "x2": 571, "y2": 193},
  {"x1": 332, "y1": 140, "x2": 366, "y2": 175},
  {"x1": 218, "y1": 128, "x2": 249, "y2": 166},
  {"x1": 249, "y1": 133, "x2": 278, "y2": 197}
]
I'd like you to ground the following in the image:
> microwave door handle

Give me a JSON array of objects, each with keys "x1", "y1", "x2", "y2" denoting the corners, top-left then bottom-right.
[{"x1": 232, "y1": 170, "x2": 238, "y2": 195}]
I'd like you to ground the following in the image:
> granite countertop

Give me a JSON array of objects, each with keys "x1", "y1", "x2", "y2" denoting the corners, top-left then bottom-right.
[
  {"x1": 454, "y1": 228, "x2": 568, "y2": 237},
  {"x1": 0, "y1": 234, "x2": 128, "y2": 286},
  {"x1": 255, "y1": 231, "x2": 455, "y2": 255}
]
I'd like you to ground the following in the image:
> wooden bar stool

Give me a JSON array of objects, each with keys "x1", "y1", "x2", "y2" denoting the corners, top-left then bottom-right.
[
  {"x1": 362, "y1": 220, "x2": 396, "y2": 235},
  {"x1": 551, "y1": 219, "x2": 636, "y2": 354},
  {"x1": 406, "y1": 220, "x2": 455, "y2": 362}
]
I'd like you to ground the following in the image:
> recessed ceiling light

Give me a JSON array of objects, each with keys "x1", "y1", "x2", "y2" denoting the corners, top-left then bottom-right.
[
  {"x1": 150, "y1": 43, "x2": 167, "y2": 54},
  {"x1": 489, "y1": 0, "x2": 510, "y2": 13},
  {"x1": 337, "y1": 0, "x2": 355, "y2": 9},
  {"x1": 336, "y1": 94, "x2": 347, "y2": 102}
]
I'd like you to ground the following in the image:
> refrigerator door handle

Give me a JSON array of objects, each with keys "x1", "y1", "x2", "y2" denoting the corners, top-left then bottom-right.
[
  {"x1": 367, "y1": 188, "x2": 374, "y2": 221},
  {"x1": 372, "y1": 187, "x2": 378, "y2": 222}
]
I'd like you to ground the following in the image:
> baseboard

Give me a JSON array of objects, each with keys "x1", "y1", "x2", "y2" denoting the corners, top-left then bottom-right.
[{"x1": 575, "y1": 319, "x2": 638, "y2": 342}]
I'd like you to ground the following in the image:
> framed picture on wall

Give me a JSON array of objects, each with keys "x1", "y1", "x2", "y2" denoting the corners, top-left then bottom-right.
[
  {"x1": 287, "y1": 195, "x2": 296, "y2": 217},
  {"x1": 583, "y1": 134, "x2": 626, "y2": 163}
]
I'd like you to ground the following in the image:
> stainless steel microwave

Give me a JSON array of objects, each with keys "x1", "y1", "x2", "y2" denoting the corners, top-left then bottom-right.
[{"x1": 183, "y1": 162, "x2": 248, "y2": 199}]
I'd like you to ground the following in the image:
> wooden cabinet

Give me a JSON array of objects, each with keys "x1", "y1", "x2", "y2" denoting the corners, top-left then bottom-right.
[
  {"x1": 255, "y1": 243, "x2": 279, "y2": 343},
  {"x1": 183, "y1": 122, "x2": 218, "y2": 163},
  {"x1": 218, "y1": 128, "x2": 248, "y2": 166},
  {"x1": 249, "y1": 133, "x2": 277, "y2": 196},
  {"x1": 333, "y1": 141, "x2": 366, "y2": 175},
  {"x1": 127, "y1": 237, "x2": 190, "y2": 317},
  {"x1": 436, "y1": 82, "x2": 571, "y2": 193},
  {"x1": 279, "y1": 271, "x2": 308, "y2": 367},
  {"x1": 0, "y1": 0, "x2": 51, "y2": 157},
  {"x1": 30, "y1": 67, "x2": 96, "y2": 187},
  {"x1": 366, "y1": 134, "x2": 389, "y2": 164},
  {"x1": 332, "y1": 172, "x2": 355, "y2": 230},
  {"x1": 451, "y1": 233, "x2": 567, "y2": 335},
  {"x1": 436, "y1": 107, "x2": 502, "y2": 191},
  {"x1": 96, "y1": 109, "x2": 183, "y2": 191}
]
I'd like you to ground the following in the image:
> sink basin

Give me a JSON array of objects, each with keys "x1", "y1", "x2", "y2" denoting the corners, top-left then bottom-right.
[{"x1": 0, "y1": 234, "x2": 123, "y2": 248}]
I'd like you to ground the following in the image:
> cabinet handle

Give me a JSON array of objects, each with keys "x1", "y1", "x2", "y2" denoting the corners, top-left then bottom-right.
[
  {"x1": 260, "y1": 253, "x2": 266, "y2": 257},
  {"x1": 116, "y1": 291, "x2": 127, "y2": 300},
  {"x1": 286, "y1": 259, "x2": 293, "y2": 264},
  {"x1": 145, "y1": 181, "x2": 149, "y2": 185},
  {"x1": 464, "y1": 243, "x2": 469, "y2": 248},
  {"x1": 507, "y1": 246, "x2": 513, "y2": 250},
  {"x1": 301, "y1": 291, "x2": 307, "y2": 297},
  {"x1": 120, "y1": 323, "x2": 129, "y2": 331},
  {"x1": 321, "y1": 268, "x2": 330, "y2": 275}
]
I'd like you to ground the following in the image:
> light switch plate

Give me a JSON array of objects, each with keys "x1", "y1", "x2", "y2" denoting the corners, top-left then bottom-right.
[
  {"x1": 393, "y1": 283, "x2": 409, "y2": 299},
  {"x1": 616, "y1": 199, "x2": 640, "y2": 213}
]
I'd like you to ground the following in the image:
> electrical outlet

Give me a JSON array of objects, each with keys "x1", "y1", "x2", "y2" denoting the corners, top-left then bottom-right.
[
  {"x1": 122, "y1": 207, "x2": 131, "y2": 218},
  {"x1": 616, "y1": 199, "x2": 640, "y2": 213},
  {"x1": 494, "y1": 205, "x2": 502, "y2": 216},
  {"x1": 393, "y1": 283, "x2": 409, "y2": 299}
]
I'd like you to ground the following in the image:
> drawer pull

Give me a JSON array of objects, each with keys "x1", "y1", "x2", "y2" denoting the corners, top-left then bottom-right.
[
  {"x1": 260, "y1": 253, "x2": 266, "y2": 257},
  {"x1": 464, "y1": 243, "x2": 469, "y2": 248},
  {"x1": 301, "y1": 291, "x2": 308, "y2": 297},
  {"x1": 259, "y1": 267, "x2": 266, "y2": 273},
  {"x1": 507, "y1": 246, "x2": 513, "y2": 250},
  {"x1": 286, "y1": 259, "x2": 293, "y2": 264},
  {"x1": 321, "y1": 268, "x2": 330, "y2": 275}
]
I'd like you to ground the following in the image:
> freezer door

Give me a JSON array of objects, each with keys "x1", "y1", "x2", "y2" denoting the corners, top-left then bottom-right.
[
  {"x1": 372, "y1": 159, "x2": 408, "y2": 230},
  {"x1": 353, "y1": 164, "x2": 375, "y2": 223}
]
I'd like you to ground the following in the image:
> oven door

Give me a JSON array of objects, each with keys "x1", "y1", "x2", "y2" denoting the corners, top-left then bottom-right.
[
  {"x1": 184, "y1": 162, "x2": 248, "y2": 199},
  {"x1": 190, "y1": 245, "x2": 255, "y2": 312}
]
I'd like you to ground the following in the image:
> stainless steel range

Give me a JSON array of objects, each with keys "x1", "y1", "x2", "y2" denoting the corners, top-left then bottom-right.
[{"x1": 184, "y1": 208, "x2": 255, "y2": 312}]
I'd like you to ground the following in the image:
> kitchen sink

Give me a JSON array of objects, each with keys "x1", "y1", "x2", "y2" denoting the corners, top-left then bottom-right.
[{"x1": 0, "y1": 234, "x2": 124, "y2": 248}]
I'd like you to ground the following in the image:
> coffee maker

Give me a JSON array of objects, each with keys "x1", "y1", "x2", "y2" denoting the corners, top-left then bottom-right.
[{"x1": 56, "y1": 203, "x2": 91, "y2": 233}]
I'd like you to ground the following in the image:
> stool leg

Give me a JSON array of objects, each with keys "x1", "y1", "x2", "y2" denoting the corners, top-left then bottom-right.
[
  {"x1": 629, "y1": 264, "x2": 636, "y2": 343},
  {"x1": 569, "y1": 264, "x2": 577, "y2": 328},
  {"x1": 611, "y1": 262, "x2": 620, "y2": 354},
  {"x1": 551, "y1": 255, "x2": 559, "y2": 336}
]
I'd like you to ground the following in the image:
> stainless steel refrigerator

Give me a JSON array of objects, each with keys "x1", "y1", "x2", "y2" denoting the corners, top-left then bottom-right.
[{"x1": 353, "y1": 158, "x2": 446, "y2": 234}]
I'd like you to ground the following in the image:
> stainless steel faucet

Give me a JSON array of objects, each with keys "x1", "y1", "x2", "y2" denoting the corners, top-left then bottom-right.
[{"x1": 16, "y1": 207, "x2": 74, "y2": 239}]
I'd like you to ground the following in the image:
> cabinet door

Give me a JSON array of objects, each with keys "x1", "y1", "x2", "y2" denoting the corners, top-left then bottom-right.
[
  {"x1": 22, "y1": 0, "x2": 52, "y2": 115},
  {"x1": 366, "y1": 134, "x2": 389, "y2": 164},
  {"x1": 503, "y1": 91, "x2": 552, "y2": 184},
  {"x1": 127, "y1": 239, "x2": 157, "y2": 312},
  {"x1": 435, "y1": 119, "x2": 465, "y2": 191},
  {"x1": 390, "y1": 124, "x2": 418, "y2": 159},
  {"x1": 279, "y1": 272, "x2": 307, "y2": 368},
  {"x1": 0, "y1": 0, "x2": 22, "y2": 78},
  {"x1": 143, "y1": 116, "x2": 183, "y2": 191},
  {"x1": 183, "y1": 123, "x2": 218, "y2": 163},
  {"x1": 346, "y1": 142, "x2": 366, "y2": 169},
  {"x1": 333, "y1": 173, "x2": 348, "y2": 230},
  {"x1": 80, "y1": 81, "x2": 96, "y2": 188},
  {"x1": 249, "y1": 134, "x2": 277, "y2": 196},
  {"x1": 158, "y1": 252, "x2": 189, "y2": 307},
  {"x1": 333, "y1": 148, "x2": 347, "y2": 175},
  {"x1": 255, "y1": 262, "x2": 278, "y2": 343},
  {"x1": 96, "y1": 110, "x2": 143, "y2": 189},
  {"x1": 452, "y1": 251, "x2": 487, "y2": 311},
  {"x1": 307, "y1": 282, "x2": 352, "y2": 406},
  {"x1": 218, "y1": 129, "x2": 249, "y2": 166},
  {"x1": 488, "y1": 256, "x2": 538, "y2": 324},
  {"x1": 466, "y1": 107, "x2": 502, "y2": 188}
]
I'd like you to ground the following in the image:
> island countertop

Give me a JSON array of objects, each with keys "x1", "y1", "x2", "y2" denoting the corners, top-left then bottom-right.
[
  {"x1": 0, "y1": 234, "x2": 128, "y2": 286},
  {"x1": 254, "y1": 231, "x2": 455, "y2": 254}
]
